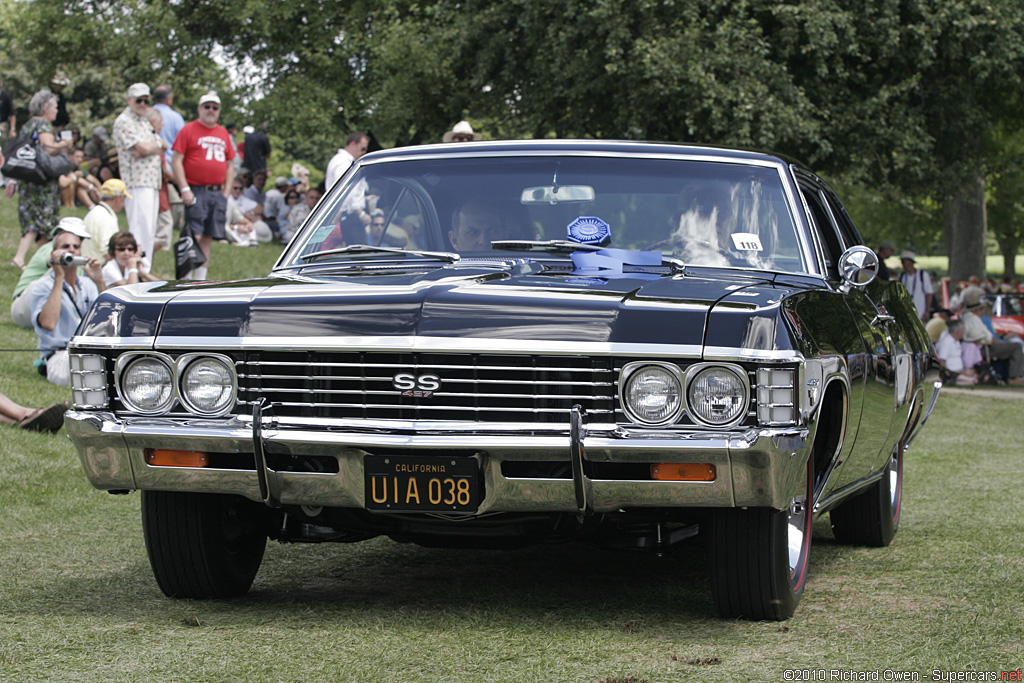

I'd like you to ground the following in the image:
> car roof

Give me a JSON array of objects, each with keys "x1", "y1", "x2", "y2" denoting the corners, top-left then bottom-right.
[{"x1": 360, "y1": 139, "x2": 790, "y2": 166}]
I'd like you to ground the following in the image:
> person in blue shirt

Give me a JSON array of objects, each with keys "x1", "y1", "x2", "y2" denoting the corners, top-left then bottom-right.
[{"x1": 27, "y1": 217, "x2": 105, "y2": 386}]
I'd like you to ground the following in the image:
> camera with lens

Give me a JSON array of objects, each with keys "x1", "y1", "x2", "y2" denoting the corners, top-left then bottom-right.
[{"x1": 59, "y1": 253, "x2": 90, "y2": 267}]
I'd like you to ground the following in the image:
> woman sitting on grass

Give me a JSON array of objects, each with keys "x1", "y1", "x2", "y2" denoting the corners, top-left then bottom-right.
[{"x1": 102, "y1": 232, "x2": 159, "y2": 288}]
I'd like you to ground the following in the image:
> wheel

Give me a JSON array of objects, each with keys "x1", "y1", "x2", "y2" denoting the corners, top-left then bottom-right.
[
  {"x1": 708, "y1": 457, "x2": 813, "y2": 620},
  {"x1": 830, "y1": 440, "x2": 903, "y2": 547},
  {"x1": 142, "y1": 491, "x2": 268, "y2": 599}
]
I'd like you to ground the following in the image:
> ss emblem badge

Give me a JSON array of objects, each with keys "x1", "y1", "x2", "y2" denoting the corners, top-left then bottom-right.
[{"x1": 392, "y1": 372, "x2": 441, "y2": 397}]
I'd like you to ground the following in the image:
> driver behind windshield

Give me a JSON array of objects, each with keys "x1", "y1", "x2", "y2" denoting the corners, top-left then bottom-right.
[{"x1": 449, "y1": 198, "x2": 529, "y2": 251}]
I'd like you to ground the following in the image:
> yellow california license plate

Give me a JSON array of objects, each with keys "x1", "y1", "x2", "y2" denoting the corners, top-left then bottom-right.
[{"x1": 364, "y1": 455, "x2": 480, "y2": 513}]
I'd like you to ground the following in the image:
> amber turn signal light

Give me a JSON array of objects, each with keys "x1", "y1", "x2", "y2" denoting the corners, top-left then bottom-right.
[
  {"x1": 144, "y1": 449, "x2": 209, "y2": 467},
  {"x1": 650, "y1": 463, "x2": 716, "y2": 481}
]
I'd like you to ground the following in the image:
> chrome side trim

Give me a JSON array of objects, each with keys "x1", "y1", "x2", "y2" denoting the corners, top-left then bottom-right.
[
  {"x1": 702, "y1": 346, "x2": 804, "y2": 363},
  {"x1": 813, "y1": 469, "x2": 885, "y2": 515},
  {"x1": 71, "y1": 336, "x2": 156, "y2": 350},
  {"x1": 905, "y1": 380, "x2": 941, "y2": 449}
]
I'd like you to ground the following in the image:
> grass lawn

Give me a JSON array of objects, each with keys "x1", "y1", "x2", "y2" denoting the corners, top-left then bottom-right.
[{"x1": 1, "y1": 193, "x2": 1023, "y2": 681}]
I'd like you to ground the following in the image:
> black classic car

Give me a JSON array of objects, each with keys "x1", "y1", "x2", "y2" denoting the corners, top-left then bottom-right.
[{"x1": 66, "y1": 141, "x2": 939, "y2": 620}]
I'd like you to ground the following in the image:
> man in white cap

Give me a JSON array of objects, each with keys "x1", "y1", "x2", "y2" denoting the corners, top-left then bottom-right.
[
  {"x1": 171, "y1": 91, "x2": 236, "y2": 279},
  {"x1": 443, "y1": 120, "x2": 481, "y2": 143},
  {"x1": 898, "y1": 250, "x2": 932, "y2": 322},
  {"x1": 113, "y1": 83, "x2": 167, "y2": 271},
  {"x1": 82, "y1": 178, "x2": 131, "y2": 263},
  {"x1": 27, "y1": 217, "x2": 105, "y2": 385}
]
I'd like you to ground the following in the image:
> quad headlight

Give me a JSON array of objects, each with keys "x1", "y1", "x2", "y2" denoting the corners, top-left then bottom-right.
[
  {"x1": 685, "y1": 364, "x2": 748, "y2": 427},
  {"x1": 180, "y1": 356, "x2": 236, "y2": 416},
  {"x1": 620, "y1": 362, "x2": 685, "y2": 426},
  {"x1": 116, "y1": 353, "x2": 237, "y2": 416},
  {"x1": 120, "y1": 356, "x2": 175, "y2": 414}
]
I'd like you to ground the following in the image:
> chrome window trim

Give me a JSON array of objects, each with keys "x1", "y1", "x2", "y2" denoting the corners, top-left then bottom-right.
[
  {"x1": 618, "y1": 361, "x2": 687, "y2": 427},
  {"x1": 281, "y1": 149, "x2": 822, "y2": 278},
  {"x1": 684, "y1": 362, "x2": 751, "y2": 429}
]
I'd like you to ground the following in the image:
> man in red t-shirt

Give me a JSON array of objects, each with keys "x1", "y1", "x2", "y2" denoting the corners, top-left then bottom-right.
[{"x1": 170, "y1": 91, "x2": 235, "y2": 279}]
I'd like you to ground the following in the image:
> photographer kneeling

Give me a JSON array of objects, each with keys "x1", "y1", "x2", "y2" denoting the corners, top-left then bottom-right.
[{"x1": 27, "y1": 217, "x2": 105, "y2": 386}]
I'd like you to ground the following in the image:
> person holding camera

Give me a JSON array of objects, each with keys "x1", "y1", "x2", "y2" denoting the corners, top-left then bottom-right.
[{"x1": 27, "y1": 217, "x2": 105, "y2": 386}]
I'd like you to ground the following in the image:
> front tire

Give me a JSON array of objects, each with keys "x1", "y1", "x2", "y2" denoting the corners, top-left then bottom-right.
[
  {"x1": 709, "y1": 457, "x2": 813, "y2": 621},
  {"x1": 142, "y1": 491, "x2": 268, "y2": 599},
  {"x1": 830, "y1": 440, "x2": 903, "y2": 547}
]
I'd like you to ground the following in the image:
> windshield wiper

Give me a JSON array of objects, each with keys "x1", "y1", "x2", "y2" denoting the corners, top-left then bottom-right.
[
  {"x1": 300, "y1": 244, "x2": 461, "y2": 263},
  {"x1": 491, "y1": 239, "x2": 603, "y2": 253},
  {"x1": 491, "y1": 240, "x2": 685, "y2": 272}
]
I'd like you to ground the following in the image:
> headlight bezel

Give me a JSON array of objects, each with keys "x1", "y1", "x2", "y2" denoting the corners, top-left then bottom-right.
[
  {"x1": 619, "y1": 361, "x2": 686, "y2": 427},
  {"x1": 177, "y1": 353, "x2": 238, "y2": 417},
  {"x1": 684, "y1": 362, "x2": 750, "y2": 428},
  {"x1": 115, "y1": 352, "x2": 237, "y2": 417},
  {"x1": 115, "y1": 354, "x2": 176, "y2": 415}
]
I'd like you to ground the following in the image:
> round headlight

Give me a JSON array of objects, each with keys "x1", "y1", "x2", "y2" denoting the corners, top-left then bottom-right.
[
  {"x1": 687, "y1": 366, "x2": 748, "y2": 426},
  {"x1": 621, "y1": 363, "x2": 684, "y2": 426},
  {"x1": 180, "y1": 357, "x2": 236, "y2": 416},
  {"x1": 121, "y1": 357, "x2": 174, "y2": 414}
]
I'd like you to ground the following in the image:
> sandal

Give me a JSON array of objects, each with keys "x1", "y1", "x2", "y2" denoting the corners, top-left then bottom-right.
[{"x1": 19, "y1": 402, "x2": 67, "y2": 433}]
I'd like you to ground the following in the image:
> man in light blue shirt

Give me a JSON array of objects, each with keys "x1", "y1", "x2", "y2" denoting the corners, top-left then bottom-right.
[{"x1": 28, "y1": 218, "x2": 105, "y2": 386}]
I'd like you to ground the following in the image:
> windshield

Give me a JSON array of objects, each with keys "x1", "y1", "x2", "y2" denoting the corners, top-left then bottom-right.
[{"x1": 286, "y1": 156, "x2": 808, "y2": 273}]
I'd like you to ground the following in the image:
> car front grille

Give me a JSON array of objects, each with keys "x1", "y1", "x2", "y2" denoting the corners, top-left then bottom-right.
[{"x1": 235, "y1": 351, "x2": 618, "y2": 423}]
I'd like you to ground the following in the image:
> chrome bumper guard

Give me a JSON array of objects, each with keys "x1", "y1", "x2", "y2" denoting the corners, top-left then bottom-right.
[{"x1": 68, "y1": 409, "x2": 813, "y2": 514}]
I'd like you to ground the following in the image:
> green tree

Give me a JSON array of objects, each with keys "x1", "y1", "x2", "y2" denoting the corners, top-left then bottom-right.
[
  {"x1": 987, "y1": 125, "x2": 1024, "y2": 279},
  {"x1": 8, "y1": 0, "x2": 1023, "y2": 277}
]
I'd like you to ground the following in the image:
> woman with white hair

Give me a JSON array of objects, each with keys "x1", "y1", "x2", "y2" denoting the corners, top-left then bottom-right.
[{"x1": 11, "y1": 89, "x2": 74, "y2": 269}]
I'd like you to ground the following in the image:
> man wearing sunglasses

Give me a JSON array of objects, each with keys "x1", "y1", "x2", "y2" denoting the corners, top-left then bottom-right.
[
  {"x1": 113, "y1": 83, "x2": 167, "y2": 272},
  {"x1": 171, "y1": 91, "x2": 236, "y2": 279}
]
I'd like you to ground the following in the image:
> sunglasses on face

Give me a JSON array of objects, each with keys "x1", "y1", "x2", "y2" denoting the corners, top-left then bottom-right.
[
  {"x1": 232, "y1": 186, "x2": 243, "y2": 190},
  {"x1": 202, "y1": 104, "x2": 220, "y2": 111},
  {"x1": 452, "y1": 135, "x2": 473, "y2": 142},
  {"x1": 115, "y1": 246, "x2": 137, "y2": 252},
  {"x1": 135, "y1": 97, "x2": 150, "y2": 105}
]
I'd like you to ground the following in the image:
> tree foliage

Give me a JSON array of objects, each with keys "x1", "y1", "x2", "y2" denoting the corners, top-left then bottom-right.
[{"x1": 4, "y1": 0, "x2": 1024, "y2": 276}]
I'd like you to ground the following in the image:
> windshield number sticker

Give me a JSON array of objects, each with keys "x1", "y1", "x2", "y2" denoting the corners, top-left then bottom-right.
[{"x1": 731, "y1": 233, "x2": 763, "y2": 251}]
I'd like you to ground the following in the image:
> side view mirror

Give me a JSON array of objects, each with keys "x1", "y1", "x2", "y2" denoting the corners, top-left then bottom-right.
[{"x1": 838, "y1": 245, "x2": 879, "y2": 291}]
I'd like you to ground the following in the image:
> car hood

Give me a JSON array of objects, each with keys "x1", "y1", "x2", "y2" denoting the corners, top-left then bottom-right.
[{"x1": 77, "y1": 264, "x2": 809, "y2": 354}]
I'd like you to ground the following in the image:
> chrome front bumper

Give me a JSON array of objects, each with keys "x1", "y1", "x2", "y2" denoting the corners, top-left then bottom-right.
[{"x1": 67, "y1": 410, "x2": 812, "y2": 514}]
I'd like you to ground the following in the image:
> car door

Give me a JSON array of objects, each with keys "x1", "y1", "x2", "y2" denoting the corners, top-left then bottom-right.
[{"x1": 796, "y1": 173, "x2": 901, "y2": 491}]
